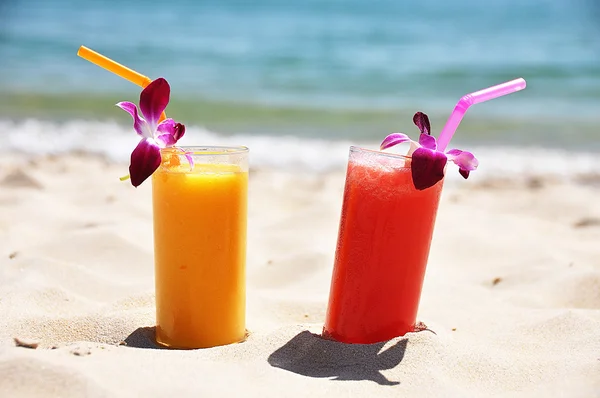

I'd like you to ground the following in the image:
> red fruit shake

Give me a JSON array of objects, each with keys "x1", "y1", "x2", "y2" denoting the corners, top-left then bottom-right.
[{"x1": 323, "y1": 146, "x2": 443, "y2": 344}]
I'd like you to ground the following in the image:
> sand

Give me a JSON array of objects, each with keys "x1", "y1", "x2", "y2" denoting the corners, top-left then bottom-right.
[{"x1": 0, "y1": 153, "x2": 599, "y2": 397}]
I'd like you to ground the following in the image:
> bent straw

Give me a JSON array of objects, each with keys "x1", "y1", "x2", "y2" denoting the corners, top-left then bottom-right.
[
  {"x1": 77, "y1": 46, "x2": 152, "y2": 88},
  {"x1": 77, "y1": 45, "x2": 166, "y2": 121},
  {"x1": 436, "y1": 78, "x2": 527, "y2": 151}
]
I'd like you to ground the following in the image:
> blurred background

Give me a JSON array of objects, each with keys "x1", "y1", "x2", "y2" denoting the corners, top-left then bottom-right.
[{"x1": 0, "y1": 0, "x2": 599, "y2": 169}]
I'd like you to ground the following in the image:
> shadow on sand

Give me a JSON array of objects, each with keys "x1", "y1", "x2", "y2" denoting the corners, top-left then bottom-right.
[
  {"x1": 123, "y1": 326, "x2": 165, "y2": 349},
  {"x1": 268, "y1": 331, "x2": 407, "y2": 386}
]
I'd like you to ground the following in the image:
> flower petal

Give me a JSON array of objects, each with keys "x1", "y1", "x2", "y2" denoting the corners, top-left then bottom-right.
[
  {"x1": 155, "y1": 118, "x2": 175, "y2": 147},
  {"x1": 413, "y1": 112, "x2": 431, "y2": 135},
  {"x1": 156, "y1": 121, "x2": 186, "y2": 147},
  {"x1": 129, "y1": 138, "x2": 161, "y2": 187},
  {"x1": 184, "y1": 152, "x2": 194, "y2": 169},
  {"x1": 156, "y1": 118, "x2": 175, "y2": 134},
  {"x1": 173, "y1": 122, "x2": 185, "y2": 142},
  {"x1": 446, "y1": 149, "x2": 478, "y2": 180},
  {"x1": 446, "y1": 149, "x2": 479, "y2": 170},
  {"x1": 139, "y1": 78, "x2": 170, "y2": 130},
  {"x1": 380, "y1": 133, "x2": 412, "y2": 150},
  {"x1": 156, "y1": 134, "x2": 175, "y2": 147},
  {"x1": 116, "y1": 101, "x2": 151, "y2": 138},
  {"x1": 418, "y1": 133, "x2": 437, "y2": 150},
  {"x1": 183, "y1": 150, "x2": 195, "y2": 171},
  {"x1": 410, "y1": 147, "x2": 447, "y2": 190}
]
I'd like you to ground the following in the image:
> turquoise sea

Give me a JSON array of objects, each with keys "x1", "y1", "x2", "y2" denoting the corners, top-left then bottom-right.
[{"x1": 1, "y1": 0, "x2": 599, "y2": 171}]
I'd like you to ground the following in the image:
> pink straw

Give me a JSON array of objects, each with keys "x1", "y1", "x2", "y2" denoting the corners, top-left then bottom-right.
[{"x1": 436, "y1": 78, "x2": 527, "y2": 151}]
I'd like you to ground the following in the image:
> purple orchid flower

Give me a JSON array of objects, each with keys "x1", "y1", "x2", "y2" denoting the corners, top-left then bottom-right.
[
  {"x1": 116, "y1": 78, "x2": 186, "y2": 187},
  {"x1": 380, "y1": 112, "x2": 478, "y2": 190}
]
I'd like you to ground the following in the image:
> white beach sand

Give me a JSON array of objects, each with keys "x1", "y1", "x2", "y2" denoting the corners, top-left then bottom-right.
[{"x1": 0, "y1": 153, "x2": 599, "y2": 397}]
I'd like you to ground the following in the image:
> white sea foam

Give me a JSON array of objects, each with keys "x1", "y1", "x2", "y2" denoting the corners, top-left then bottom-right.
[{"x1": 1, "y1": 118, "x2": 599, "y2": 179}]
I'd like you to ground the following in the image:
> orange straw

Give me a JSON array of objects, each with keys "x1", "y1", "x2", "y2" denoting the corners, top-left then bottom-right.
[{"x1": 77, "y1": 45, "x2": 166, "y2": 121}]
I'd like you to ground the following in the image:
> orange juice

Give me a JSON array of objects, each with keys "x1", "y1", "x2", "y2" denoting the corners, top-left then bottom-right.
[{"x1": 152, "y1": 147, "x2": 248, "y2": 349}]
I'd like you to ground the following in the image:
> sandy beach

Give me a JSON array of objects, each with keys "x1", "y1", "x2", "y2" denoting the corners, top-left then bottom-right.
[{"x1": 0, "y1": 153, "x2": 599, "y2": 397}]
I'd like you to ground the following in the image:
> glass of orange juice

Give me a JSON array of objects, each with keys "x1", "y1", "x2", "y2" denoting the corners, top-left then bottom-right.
[
  {"x1": 323, "y1": 146, "x2": 443, "y2": 344},
  {"x1": 152, "y1": 146, "x2": 249, "y2": 349}
]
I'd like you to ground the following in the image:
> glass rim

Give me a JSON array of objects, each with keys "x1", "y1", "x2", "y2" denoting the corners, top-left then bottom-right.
[
  {"x1": 349, "y1": 145, "x2": 409, "y2": 160},
  {"x1": 163, "y1": 146, "x2": 249, "y2": 156}
]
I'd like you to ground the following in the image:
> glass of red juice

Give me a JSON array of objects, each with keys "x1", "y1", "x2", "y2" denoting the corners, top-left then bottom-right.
[{"x1": 323, "y1": 146, "x2": 444, "y2": 344}]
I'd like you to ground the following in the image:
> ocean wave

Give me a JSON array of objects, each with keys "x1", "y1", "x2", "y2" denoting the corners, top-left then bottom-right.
[{"x1": 1, "y1": 119, "x2": 599, "y2": 179}]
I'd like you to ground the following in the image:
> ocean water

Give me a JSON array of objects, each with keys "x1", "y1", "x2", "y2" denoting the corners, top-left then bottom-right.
[{"x1": 1, "y1": 0, "x2": 599, "y2": 172}]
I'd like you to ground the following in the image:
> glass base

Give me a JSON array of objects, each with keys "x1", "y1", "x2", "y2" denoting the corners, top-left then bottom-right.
[
  {"x1": 321, "y1": 323, "x2": 414, "y2": 345},
  {"x1": 155, "y1": 328, "x2": 249, "y2": 349}
]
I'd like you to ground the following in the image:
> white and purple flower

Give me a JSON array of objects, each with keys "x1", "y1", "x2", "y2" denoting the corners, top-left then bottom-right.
[
  {"x1": 380, "y1": 112, "x2": 478, "y2": 190},
  {"x1": 117, "y1": 78, "x2": 186, "y2": 187}
]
